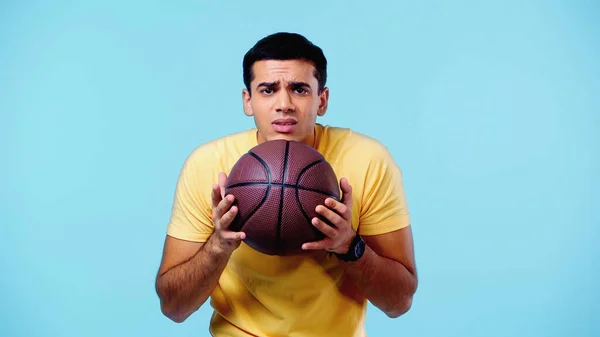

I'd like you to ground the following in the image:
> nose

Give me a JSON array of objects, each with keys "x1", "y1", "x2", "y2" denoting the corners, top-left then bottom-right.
[{"x1": 275, "y1": 90, "x2": 295, "y2": 113}]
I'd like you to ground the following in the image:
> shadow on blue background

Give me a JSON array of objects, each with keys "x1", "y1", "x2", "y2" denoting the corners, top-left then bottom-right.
[{"x1": 1, "y1": 1, "x2": 598, "y2": 336}]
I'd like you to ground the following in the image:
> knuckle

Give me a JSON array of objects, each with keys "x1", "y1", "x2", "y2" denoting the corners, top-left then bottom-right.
[
  {"x1": 329, "y1": 207, "x2": 338, "y2": 217},
  {"x1": 224, "y1": 196, "x2": 234, "y2": 205},
  {"x1": 221, "y1": 213, "x2": 233, "y2": 227},
  {"x1": 216, "y1": 203, "x2": 228, "y2": 214},
  {"x1": 219, "y1": 213, "x2": 230, "y2": 226}
]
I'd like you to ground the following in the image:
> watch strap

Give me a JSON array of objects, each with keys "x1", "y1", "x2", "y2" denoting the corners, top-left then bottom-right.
[{"x1": 335, "y1": 233, "x2": 365, "y2": 262}]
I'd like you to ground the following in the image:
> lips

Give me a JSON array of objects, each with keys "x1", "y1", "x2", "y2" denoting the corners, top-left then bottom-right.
[
  {"x1": 272, "y1": 118, "x2": 297, "y2": 133},
  {"x1": 272, "y1": 118, "x2": 297, "y2": 126}
]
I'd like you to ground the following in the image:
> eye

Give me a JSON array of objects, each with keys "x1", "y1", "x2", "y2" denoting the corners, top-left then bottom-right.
[
  {"x1": 262, "y1": 88, "x2": 274, "y2": 94},
  {"x1": 294, "y1": 88, "x2": 307, "y2": 94}
]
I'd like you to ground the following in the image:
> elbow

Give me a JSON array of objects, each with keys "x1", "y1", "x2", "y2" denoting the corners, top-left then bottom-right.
[
  {"x1": 386, "y1": 275, "x2": 418, "y2": 318},
  {"x1": 161, "y1": 302, "x2": 190, "y2": 323},
  {"x1": 156, "y1": 286, "x2": 190, "y2": 323},
  {"x1": 385, "y1": 296, "x2": 413, "y2": 319},
  {"x1": 164, "y1": 312, "x2": 188, "y2": 324},
  {"x1": 156, "y1": 280, "x2": 189, "y2": 323}
]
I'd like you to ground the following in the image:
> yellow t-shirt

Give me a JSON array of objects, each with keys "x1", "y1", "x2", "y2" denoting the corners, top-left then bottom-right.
[{"x1": 166, "y1": 123, "x2": 411, "y2": 337}]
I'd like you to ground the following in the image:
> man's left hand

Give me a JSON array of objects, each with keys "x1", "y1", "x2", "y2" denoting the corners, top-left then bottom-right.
[{"x1": 302, "y1": 177, "x2": 356, "y2": 254}]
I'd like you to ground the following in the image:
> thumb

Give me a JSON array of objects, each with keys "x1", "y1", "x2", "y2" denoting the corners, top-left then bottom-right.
[
  {"x1": 340, "y1": 177, "x2": 352, "y2": 205},
  {"x1": 219, "y1": 172, "x2": 228, "y2": 198}
]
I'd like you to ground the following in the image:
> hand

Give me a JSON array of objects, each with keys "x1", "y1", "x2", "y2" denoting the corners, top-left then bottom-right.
[
  {"x1": 210, "y1": 172, "x2": 246, "y2": 254},
  {"x1": 302, "y1": 178, "x2": 355, "y2": 254}
]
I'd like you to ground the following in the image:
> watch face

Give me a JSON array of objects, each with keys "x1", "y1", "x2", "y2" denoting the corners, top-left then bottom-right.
[{"x1": 354, "y1": 240, "x2": 365, "y2": 257}]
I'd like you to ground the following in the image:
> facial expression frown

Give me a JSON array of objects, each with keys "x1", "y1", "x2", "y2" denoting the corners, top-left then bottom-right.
[{"x1": 242, "y1": 59, "x2": 329, "y2": 147}]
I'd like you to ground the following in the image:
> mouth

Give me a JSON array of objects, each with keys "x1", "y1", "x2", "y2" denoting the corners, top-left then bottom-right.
[
  {"x1": 272, "y1": 118, "x2": 297, "y2": 133},
  {"x1": 272, "y1": 118, "x2": 297, "y2": 126}
]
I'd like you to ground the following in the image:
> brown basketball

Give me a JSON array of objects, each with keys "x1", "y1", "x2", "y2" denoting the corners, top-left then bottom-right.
[{"x1": 224, "y1": 139, "x2": 340, "y2": 256}]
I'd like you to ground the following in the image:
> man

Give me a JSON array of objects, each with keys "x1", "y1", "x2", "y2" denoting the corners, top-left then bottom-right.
[{"x1": 155, "y1": 32, "x2": 418, "y2": 337}]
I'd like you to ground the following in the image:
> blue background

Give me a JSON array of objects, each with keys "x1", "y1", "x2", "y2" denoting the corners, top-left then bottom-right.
[{"x1": 1, "y1": 1, "x2": 598, "y2": 336}]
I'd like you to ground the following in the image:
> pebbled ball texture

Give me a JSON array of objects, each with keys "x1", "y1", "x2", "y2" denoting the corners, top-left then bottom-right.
[{"x1": 225, "y1": 139, "x2": 340, "y2": 256}]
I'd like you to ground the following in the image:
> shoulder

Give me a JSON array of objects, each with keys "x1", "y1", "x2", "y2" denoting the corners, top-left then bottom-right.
[
  {"x1": 185, "y1": 129, "x2": 256, "y2": 168},
  {"x1": 319, "y1": 124, "x2": 397, "y2": 166},
  {"x1": 319, "y1": 125, "x2": 410, "y2": 233},
  {"x1": 319, "y1": 124, "x2": 404, "y2": 192},
  {"x1": 177, "y1": 128, "x2": 256, "y2": 185}
]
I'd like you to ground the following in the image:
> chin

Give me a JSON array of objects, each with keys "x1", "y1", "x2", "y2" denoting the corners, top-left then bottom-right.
[
  {"x1": 271, "y1": 133, "x2": 297, "y2": 140},
  {"x1": 261, "y1": 132, "x2": 307, "y2": 145}
]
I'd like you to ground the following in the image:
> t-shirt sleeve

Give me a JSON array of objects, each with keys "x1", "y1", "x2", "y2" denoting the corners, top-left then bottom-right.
[
  {"x1": 357, "y1": 143, "x2": 411, "y2": 236},
  {"x1": 166, "y1": 146, "x2": 216, "y2": 243}
]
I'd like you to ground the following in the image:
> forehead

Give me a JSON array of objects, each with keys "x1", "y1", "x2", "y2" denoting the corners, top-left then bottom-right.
[{"x1": 251, "y1": 59, "x2": 317, "y2": 84}]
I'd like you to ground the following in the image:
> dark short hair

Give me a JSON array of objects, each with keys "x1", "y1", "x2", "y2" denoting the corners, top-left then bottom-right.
[{"x1": 243, "y1": 32, "x2": 327, "y2": 93}]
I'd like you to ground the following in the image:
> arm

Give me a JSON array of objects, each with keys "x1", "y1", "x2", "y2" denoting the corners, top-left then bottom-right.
[
  {"x1": 343, "y1": 227, "x2": 417, "y2": 318},
  {"x1": 304, "y1": 172, "x2": 417, "y2": 318},
  {"x1": 155, "y1": 234, "x2": 231, "y2": 323},
  {"x1": 156, "y1": 173, "x2": 245, "y2": 323}
]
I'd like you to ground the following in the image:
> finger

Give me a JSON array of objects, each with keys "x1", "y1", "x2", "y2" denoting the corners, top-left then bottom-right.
[
  {"x1": 311, "y1": 217, "x2": 337, "y2": 238},
  {"x1": 302, "y1": 238, "x2": 334, "y2": 251},
  {"x1": 219, "y1": 204, "x2": 238, "y2": 229},
  {"x1": 315, "y1": 204, "x2": 345, "y2": 227},
  {"x1": 323, "y1": 198, "x2": 348, "y2": 217},
  {"x1": 211, "y1": 184, "x2": 223, "y2": 209},
  {"x1": 339, "y1": 177, "x2": 353, "y2": 206},
  {"x1": 220, "y1": 229, "x2": 246, "y2": 241},
  {"x1": 213, "y1": 194, "x2": 235, "y2": 221},
  {"x1": 218, "y1": 172, "x2": 227, "y2": 199}
]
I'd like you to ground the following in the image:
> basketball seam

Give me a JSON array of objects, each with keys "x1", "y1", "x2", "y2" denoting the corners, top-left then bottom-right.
[
  {"x1": 238, "y1": 152, "x2": 272, "y2": 233},
  {"x1": 232, "y1": 146, "x2": 337, "y2": 255},
  {"x1": 277, "y1": 141, "x2": 290, "y2": 255},
  {"x1": 295, "y1": 159, "x2": 326, "y2": 226},
  {"x1": 226, "y1": 182, "x2": 338, "y2": 199}
]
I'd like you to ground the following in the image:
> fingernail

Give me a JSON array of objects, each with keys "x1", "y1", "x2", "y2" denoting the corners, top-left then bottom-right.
[{"x1": 312, "y1": 218, "x2": 318, "y2": 225}]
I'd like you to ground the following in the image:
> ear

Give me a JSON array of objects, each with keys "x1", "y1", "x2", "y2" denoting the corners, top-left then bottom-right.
[
  {"x1": 317, "y1": 87, "x2": 329, "y2": 117},
  {"x1": 242, "y1": 89, "x2": 253, "y2": 117}
]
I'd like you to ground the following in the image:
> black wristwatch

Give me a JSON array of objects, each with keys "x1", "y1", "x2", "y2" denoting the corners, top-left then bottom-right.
[{"x1": 335, "y1": 233, "x2": 365, "y2": 262}]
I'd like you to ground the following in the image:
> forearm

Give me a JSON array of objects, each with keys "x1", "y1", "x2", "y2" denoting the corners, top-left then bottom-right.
[
  {"x1": 156, "y1": 235, "x2": 231, "y2": 322},
  {"x1": 344, "y1": 244, "x2": 417, "y2": 318}
]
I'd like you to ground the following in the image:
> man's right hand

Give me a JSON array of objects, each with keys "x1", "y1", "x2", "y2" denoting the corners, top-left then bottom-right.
[
  {"x1": 156, "y1": 174, "x2": 246, "y2": 323},
  {"x1": 209, "y1": 172, "x2": 246, "y2": 255}
]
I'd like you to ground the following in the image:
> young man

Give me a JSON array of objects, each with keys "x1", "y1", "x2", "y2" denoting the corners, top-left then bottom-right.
[{"x1": 155, "y1": 32, "x2": 418, "y2": 337}]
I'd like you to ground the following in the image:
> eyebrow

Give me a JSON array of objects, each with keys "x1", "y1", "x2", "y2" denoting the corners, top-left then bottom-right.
[
  {"x1": 256, "y1": 81, "x2": 312, "y2": 89},
  {"x1": 288, "y1": 81, "x2": 311, "y2": 89},
  {"x1": 256, "y1": 81, "x2": 279, "y2": 89}
]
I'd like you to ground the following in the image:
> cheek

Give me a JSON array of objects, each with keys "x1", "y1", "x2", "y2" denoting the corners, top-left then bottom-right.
[
  {"x1": 253, "y1": 110, "x2": 272, "y2": 128},
  {"x1": 250, "y1": 102, "x2": 269, "y2": 119}
]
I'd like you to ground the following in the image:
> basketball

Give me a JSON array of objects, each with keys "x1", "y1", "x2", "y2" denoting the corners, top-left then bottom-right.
[{"x1": 224, "y1": 139, "x2": 341, "y2": 256}]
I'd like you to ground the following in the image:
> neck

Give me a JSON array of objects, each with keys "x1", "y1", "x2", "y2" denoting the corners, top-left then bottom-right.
[{"x1": 256, "y1": 128, "x2": 317, "y2": 148}]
